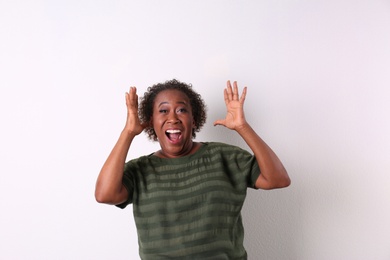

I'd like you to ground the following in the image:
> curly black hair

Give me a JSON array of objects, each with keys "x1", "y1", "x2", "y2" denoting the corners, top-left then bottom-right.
[{"x1": 139, "y1": 79, "x2": 207, "y2": 141}]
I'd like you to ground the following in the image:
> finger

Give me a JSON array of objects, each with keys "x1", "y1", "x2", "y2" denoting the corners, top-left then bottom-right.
[
  {"x1": 240, "y1": 86, "x2": 247, "y2": 104},
  {"x1": 223, "y1": 88, "x2": 229, "y2": 106},
  {"x1": 129, "y1": 87, "x2": 138, "y2": 106},
  {"x1": 125, "y1": 91, "x2": 130, "y2": 108},
  {"x1": 233, "y1": 81, "x2": 239, "y2": 101},
  {"x1": 126, "y1": 87, "x2": 138, "y2": 111},
  {"x1": 129, "y1": 86, "x2": 136, "y2": 98},
  {"x1": 226, "y1": 80, "x2": 233, "y2": 101}
]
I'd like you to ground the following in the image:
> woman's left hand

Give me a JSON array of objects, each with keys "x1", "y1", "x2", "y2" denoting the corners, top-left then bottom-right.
[{"x1": 214, "y1": 80, "x2": 248, "y2": 131}]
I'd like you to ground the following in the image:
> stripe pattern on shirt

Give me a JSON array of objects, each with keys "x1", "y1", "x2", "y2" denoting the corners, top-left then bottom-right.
[{"x1": 118, "y1": 142, "x2": 260, "y2": 259}]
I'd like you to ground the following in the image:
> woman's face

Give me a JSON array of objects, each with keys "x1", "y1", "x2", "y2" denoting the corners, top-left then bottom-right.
[{"x1": 151, "y1": 89, "x2": 195, "y2": 158}]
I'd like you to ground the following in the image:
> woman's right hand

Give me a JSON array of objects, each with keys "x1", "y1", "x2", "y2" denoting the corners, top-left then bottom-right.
[
  {"x1": 125, "y1": 87, "x2": 146, "y2": 136},
  {"x1": 95, "y1": 87, "x2": 144, "y2": 205}
]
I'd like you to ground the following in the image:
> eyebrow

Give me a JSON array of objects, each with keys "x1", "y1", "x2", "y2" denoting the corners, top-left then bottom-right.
[{"x1": 158, "y1": 101, "x2": 188, "y2": 107}]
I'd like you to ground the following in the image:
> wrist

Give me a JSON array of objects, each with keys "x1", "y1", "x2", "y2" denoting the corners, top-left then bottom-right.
[
  {"x1": 121, "y1": 127, "x2": 138, "y2": 140},
  {"x1": 236, "y1": 121, "x2": 251, "y2": 133}
]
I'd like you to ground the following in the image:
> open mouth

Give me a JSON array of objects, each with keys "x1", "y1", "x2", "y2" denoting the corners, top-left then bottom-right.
[{"x1": 166, "y1": 129, "x2": 181, "y2": 142}]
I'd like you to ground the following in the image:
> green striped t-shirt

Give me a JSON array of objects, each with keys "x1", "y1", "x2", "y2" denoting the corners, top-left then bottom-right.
[{"x1": 117, "y1": 142, "x2": 260, "y2": 259}]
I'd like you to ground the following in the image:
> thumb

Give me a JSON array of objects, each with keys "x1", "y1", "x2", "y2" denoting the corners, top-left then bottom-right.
[{"x1": 213, "y1": 119, "x2": 226, "y2": 127}]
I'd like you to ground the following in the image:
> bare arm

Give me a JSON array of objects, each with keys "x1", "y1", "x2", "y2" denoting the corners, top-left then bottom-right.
[
  {"x1": 95, "y1": 87, "x2": 146, "y2": 204},
  {"x1": 214, "y1": 81, "x2": 290, "y2": 190}
]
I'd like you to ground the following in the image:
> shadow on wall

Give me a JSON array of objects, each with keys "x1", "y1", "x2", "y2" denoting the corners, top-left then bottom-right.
[{"x1": 242, "y1": 188, "x2": 300, "y2": 260}]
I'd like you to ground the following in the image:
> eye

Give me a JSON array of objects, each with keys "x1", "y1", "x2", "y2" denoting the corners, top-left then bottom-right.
[
  {"x1": 159, "y1": 109, "x2": 168, "y2": 114},
  {"x1": 177, "y1": 108, "x2": 187, "y2": 113}
]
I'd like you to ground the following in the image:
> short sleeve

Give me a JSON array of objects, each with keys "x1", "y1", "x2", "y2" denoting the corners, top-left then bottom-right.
[
  {"x1": 234, "y1": 147, "x2": 261, "y2": 189},
  {"x1": 247, "y1": 156, "x2": 261, "y2": 189},
  {"x1": 115, "y1": 162, "x2": 135, "y2": 209},
  {"x1": 216, "y1": 142, "x2": 261, "y2": 189}
]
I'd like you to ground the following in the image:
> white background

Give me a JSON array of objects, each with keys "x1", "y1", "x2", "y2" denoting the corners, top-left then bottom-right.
[{"x1": 1, "y1": 1, "x2": 390, "y2": 259}]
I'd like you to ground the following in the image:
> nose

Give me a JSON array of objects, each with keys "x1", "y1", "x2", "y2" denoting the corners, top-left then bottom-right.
[{"x1": 168, "y1": 111, "x2": 180, "y2": 124}]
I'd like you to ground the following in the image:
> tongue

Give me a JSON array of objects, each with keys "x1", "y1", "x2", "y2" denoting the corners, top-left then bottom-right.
[{"x1": 169, "y1": 133, "x2": 180, "y2": 141}]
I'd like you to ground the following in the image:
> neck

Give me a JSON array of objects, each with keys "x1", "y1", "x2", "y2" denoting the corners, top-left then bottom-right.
[{"x1": 156, "y1": 142, "x2": 201, "y2": 159}]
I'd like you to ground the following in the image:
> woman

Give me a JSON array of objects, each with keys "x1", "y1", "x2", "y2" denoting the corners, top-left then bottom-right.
[{"x1": 95, "y1": 79, "x2": 290, "y2": 259}]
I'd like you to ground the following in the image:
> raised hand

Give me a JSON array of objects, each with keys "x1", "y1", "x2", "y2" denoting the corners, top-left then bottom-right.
[
  {"x1": 125, "y1": 87, "x2": 146, "y2": 136},
  {"x1": 214, "y1": 80, "x2": 248, "y2": 131}
]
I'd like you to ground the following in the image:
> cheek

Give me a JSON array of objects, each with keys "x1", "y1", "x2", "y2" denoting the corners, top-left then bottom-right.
[
  {"x1": 183, "y1": 116, "x2": 195, "y2": 126},
  {"x1": 150, "y1": 116, "x2": 161, "y2": 129}
]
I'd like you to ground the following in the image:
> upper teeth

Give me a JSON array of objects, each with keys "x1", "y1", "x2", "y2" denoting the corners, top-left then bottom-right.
[{"x1": 166, "y1": 129, "x2": 181, "y2": 134}]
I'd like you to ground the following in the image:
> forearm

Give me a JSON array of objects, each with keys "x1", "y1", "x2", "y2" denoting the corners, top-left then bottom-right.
[
  {"x1": 236, "y1": 123, "x2": 290, "y2": 189},
  {"x1": 95, "y1": 129, "x2": 135, "y2": 204}
]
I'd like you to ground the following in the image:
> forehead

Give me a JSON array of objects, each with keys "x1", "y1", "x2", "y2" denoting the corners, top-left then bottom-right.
[{"x1": 153, "y1": 89, "x2": 190, "y2": 106}]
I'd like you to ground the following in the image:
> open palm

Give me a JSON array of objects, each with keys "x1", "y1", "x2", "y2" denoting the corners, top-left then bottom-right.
[
  {"x1": 125, "y1": 87, "x2": 146, "y2": 135},
  {"x1": 214, "y1": 81, "x2": 248, "y2": 130}
]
